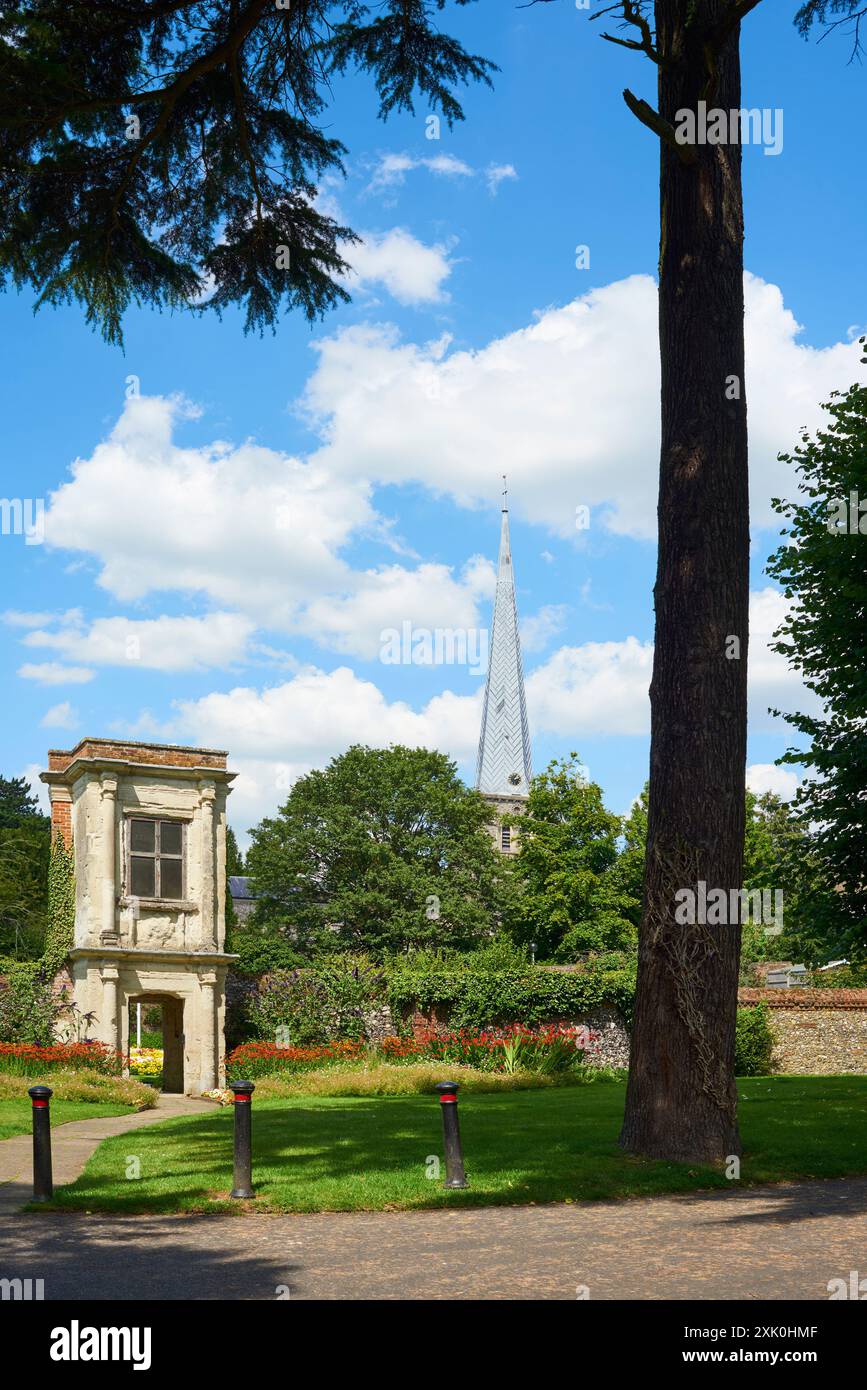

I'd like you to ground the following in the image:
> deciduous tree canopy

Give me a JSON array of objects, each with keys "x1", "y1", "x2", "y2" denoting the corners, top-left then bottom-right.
[
  {"x1": 767, "y1": 344, "x2": 867, "y2": 962},
  {"x1": 245, "y1": 744, "x2": 503, "y2": 957}
]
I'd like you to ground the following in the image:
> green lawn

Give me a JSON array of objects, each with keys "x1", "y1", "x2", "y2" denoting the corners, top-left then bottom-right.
[
  {"x1": 0, "y1": 1098, "x2": 138, "y2": 1142},
  {"x1": 40, "y1": 1076, "x2": 867, "y2": 1214}
]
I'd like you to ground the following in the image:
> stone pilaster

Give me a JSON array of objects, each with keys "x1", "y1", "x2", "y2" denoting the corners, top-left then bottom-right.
[
  {"x1": 100, "y1": 965, "x2": 119, "y2": 1054},
  {"x1": 99, "y1": 775, "x2": 118, "y2": 945},
  {"x1": 199, "y1": 781, "x2": 217, "y2": 950},
  {"x1": 198, "y1": 971, "x2": 217, "y2": 1092}
]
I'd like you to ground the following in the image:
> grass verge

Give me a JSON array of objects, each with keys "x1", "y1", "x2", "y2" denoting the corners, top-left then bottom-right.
[
  {"x1": 40, "y1": 1075, "x2": 867, "y2": 1215},
  {"x1": 0, "y1": 1070, "x2": 155, "y2": 1139}
]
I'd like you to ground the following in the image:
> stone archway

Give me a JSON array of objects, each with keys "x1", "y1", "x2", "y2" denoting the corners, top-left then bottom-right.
[{"x1": 129, "y1": 993, "x2": 186, "y2": 1093}]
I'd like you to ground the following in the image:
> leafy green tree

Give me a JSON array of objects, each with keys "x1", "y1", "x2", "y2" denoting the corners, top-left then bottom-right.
[
  {"x1": 609, "y1": 785, "x2": 648, "y2": 929},
  {"x1": 739, "y1": 789, "x2": 847, "y2": 968},
  {"x1": 0, "y1": 775, "x2": 46, "y2": 829},
  {"x1": 1, "y1": 1, "x2": 494, "y2": 344},
  {"x1": 226, "y1": 826, "x2": 245, "y2": 876},
  {"x1": 507, "y1": 756, "x2": 639, "y2": 962},
  {"x1": 0, "y1": 775, "x2": 50, "y2": 960},
  {"x1": 246, "y1": 744, "x2": 502, "y2": 957},
  {"x1": 767, "y1": 345, "x2": 867, "y2": 962},
  {"x1": 224, "y1": 824, "x2": 246, "y2": 930}
]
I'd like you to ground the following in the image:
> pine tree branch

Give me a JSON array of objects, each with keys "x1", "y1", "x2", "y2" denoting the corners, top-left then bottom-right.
[{"x1": 622, "y1": 88, "x2": 698, "y2": 165}]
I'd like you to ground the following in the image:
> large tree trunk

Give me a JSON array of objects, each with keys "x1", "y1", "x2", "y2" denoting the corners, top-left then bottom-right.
[{"x1": 619, "y1": 0, "x2": 750, "y2": 1161}]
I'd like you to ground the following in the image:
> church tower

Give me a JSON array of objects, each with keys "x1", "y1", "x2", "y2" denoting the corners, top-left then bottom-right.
[{"x1": 475, "y1": 480, "x2": 533, "y2": 854}]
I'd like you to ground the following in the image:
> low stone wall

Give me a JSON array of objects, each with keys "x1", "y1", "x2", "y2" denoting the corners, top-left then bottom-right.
[{"x1": 738, "y1": 988, "x2": 867, "y2": 1075}]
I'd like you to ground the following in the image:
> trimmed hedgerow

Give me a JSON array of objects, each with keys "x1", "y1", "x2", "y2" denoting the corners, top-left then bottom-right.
[{"x1": 386, "y1": 952, "x2": 636, "y2": 1034}]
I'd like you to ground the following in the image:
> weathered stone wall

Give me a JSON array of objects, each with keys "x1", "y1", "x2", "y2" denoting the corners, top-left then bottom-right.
[{"x1": 738, "y1": 988, "x2": 867, "y2": 1074}]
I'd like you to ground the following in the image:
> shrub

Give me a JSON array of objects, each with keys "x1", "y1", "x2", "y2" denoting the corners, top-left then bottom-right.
[
  {"x1": 810, "y1": 964, "x2": 867, "y2": 988},
  {"x1": 735, "y1": 1003, "x2": 776, "y2": 1076},
  {"x1": 225, "y1": 929, "x2": 305, "y2": 976},
  {"x1": 0, "y1": 1041, "x2": 123, "y2": 1075},
  {"x1": 0, "y1": 965, "x2": 59, "y2": 1044},
  {"x1": 247, "y1": 954, "x2": 386, "y2": 1044}
]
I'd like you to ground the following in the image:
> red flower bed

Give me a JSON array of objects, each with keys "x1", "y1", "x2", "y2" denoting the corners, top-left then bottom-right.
[
  {"x1": 382, "y1": 1023, "x2": 600, "y2": 1073},
  {"x1": 226, "y1": 1024, "x2": 599, "y2": 1079},
  {"x1": 0, "y1": 1042, "x2": 123, "y2": 1076},
  {"x1": 226, "y1": 1039, "x2": 364, "y2": 1078}
]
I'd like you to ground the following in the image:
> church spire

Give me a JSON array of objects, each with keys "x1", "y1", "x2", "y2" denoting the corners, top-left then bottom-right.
[{"x1": 475, "y1": 480, "x2": 533, "y2": 797}]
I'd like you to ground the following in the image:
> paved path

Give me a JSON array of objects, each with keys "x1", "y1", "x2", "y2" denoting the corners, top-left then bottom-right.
[
  {"x1": 1, "y1": 1177, "x2": 865, "y2": 1300},
  {"x1": 0, "y1": 1094, "x2": 212, "y2": 1214}
]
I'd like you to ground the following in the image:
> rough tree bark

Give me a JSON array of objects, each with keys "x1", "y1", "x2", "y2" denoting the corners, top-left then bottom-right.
[{"x1": 617, "y1": 0, "x2": 752, "y2": 1161}]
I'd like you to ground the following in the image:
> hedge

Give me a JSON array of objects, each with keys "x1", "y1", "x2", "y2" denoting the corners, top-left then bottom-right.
[{"x1": 386, "y1": 955, "x2": 637, "y2": 1033}]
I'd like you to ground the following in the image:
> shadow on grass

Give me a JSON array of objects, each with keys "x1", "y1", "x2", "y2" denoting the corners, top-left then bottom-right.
[{"x1": 38, "y1": 1077, "x2": 867, "y2": 1216}]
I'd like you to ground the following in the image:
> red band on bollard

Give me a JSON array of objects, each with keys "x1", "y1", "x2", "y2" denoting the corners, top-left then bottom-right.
[
  {"x1": 233, "y1": 1095, "x2": 251, "y2": 1103},
  {"x1": 439, "y1": 1095, "x2": 457, "y2": 1104},
  {"x1": 31, "y1": 1100, "x2": 48, "y2": 1109}
]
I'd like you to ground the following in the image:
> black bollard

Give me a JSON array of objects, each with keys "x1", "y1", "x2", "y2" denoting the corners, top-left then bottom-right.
[
  {"x1": 28, "y1": 1085, "x2": 53, "y2": 1202},
  {"x1": 434, "y1": 1082, "x2": 468, "y2": 1189},
  {"x1": 230, "y1": 1080, "x2": 255, "y2": 1198}
]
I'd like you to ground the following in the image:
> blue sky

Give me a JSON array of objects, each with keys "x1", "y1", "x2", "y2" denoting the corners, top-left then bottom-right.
[{"x1": 1, "y1": 2, "x2": 865, "y2": 843}]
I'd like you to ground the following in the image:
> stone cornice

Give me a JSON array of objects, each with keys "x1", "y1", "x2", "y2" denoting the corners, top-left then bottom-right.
[
  {"x1": 42, "y1": 758, "x2": 236, "y2": 788},
  {"x1": 70, "y1": 947, "x2": 239, "y2": 967}
]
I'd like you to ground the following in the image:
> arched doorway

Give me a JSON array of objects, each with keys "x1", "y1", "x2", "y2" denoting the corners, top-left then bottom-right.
[{"x1": 128, "y1": 993, "x2": 186, "y2": 1093}]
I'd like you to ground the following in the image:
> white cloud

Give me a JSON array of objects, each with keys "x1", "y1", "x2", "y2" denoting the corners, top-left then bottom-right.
[
  {"x1": 520, "y1": 604, "x2": 568, "y2": 653},
  {"x1": 22, "y1": 612, "x2": 253, "y2": 673},
  {"x1": 528, "y1": 636, "x2": 653, "y2": 737},
  {"x1": 746, "y1": 763, "x2": 799, "y2": 801},
  {"x1": 40, "y1": 395, "x2": 495, "y2": 662},
  {"x1": 302, "y1": 273, "x2": 867, "y2": 539},
  {"x1": 166, "y1": 665, "x2": 482, "y2": 832},
  {"x1": 2, "y1": 610, "x2": 56, "y2": 628},
  {"x1": 40, "y1": 701, "x2": 78, "y2": 730},
  {"x1": 343, "y1": 228, "x2": 454, "y2": 305},
  {"x1": 299, "y1": 558, "x2": 495, "y2": 660},
  {"x1": 486, "y1": 163, "x2": 518, "y2": 195},
  {"x1": 365, "y1": 152, "x2": 474, "y2": 194},
  {"x1": 525, "y1": 589, "x2": 818, "y2": 740},
  {"x1": 42, "y1": 395, "x2": 373, "y2": 615},
  {"x1": 18, "y1": 662, "x2": 95, "y2": 686},
  {"x1": 20, "y1": 763, "x2": 50, "y2": 815}
]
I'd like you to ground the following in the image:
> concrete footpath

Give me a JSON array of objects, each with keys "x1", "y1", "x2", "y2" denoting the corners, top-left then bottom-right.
[
  {"x1": 0, "y1": 1093, "x2": 212, "y2": 1214},
  {"x1": 1, "y1": 1175, "x2": 865, "y2": 1300}
]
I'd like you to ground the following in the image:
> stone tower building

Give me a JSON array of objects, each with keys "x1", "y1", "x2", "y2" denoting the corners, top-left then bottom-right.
[
  {"x1": 475, "y1": 484, "x2": 533, "y2": 853},
  {"x1": 41, "y1": 738, "x2": 236, "y2": 1094}
]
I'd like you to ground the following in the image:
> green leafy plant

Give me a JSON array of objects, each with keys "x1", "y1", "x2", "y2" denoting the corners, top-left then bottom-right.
[
  {"x1": 387, "y1": 952, "x2": 635, "y2": 1034},
  {"x1": 735, "y1": 1004, "x2": 776, "y2": 1077}
]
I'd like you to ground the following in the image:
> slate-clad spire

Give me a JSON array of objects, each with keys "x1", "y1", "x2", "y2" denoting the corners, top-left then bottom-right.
[{"x1": 475, "y1": 480, "x2": 533, "y2": 796}]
